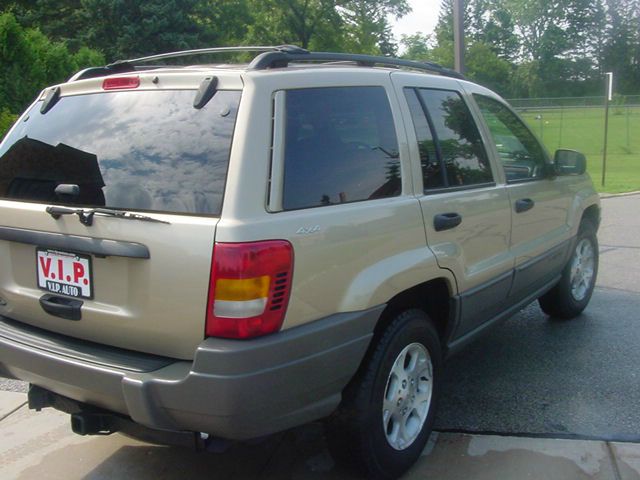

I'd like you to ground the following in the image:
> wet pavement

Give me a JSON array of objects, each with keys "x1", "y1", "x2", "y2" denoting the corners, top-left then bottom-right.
[
  {"x1": 0, "y1": 390, "x2": 639, "y2": 479},
  {"x1": 435, "y1": 193, "x2": 640, "y2": 440},
  {"x1": 1, "y1": 194, "x2": 639, "y2": 478}
]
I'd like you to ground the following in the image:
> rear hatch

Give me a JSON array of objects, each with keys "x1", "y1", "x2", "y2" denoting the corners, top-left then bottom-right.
[{"x1": 0, "y1": 72, "x2": 242, "y2": 359}]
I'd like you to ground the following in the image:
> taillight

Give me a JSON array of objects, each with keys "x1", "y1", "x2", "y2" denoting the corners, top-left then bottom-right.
[
  {"x1": 206, "y1": 241, "x2": 293, "y2": 339},
  {"x1": 102, "y1": 76, "x2": 140, "y2": 90}
]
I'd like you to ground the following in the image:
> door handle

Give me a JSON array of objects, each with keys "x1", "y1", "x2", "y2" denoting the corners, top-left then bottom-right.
[
  {"x1": 434, "y1": 213, "x2": 462, "y2": 232},
  {"x1": 39, "y1": 294, "x2": 83, "y2": 321},
  {"x1": 515, "y1": 198, "x2": 535, "y2": 213}
]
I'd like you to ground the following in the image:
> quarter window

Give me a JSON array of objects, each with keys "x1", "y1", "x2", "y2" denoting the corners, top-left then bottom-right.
[
  {"x1": 281, "y1": 87, "x2": 400, "y2": 210},
  {"x1": 474, "y1": 94, "x2": 548, "y2": 181}
]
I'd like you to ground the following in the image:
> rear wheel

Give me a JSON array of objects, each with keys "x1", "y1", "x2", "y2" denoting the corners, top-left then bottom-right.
[
  {"x1": 539, "y1": 219, "x2": 598, "y2": 319},
  {"x1": 326, "y1": 309, "x2": 441, "y2": 479}
]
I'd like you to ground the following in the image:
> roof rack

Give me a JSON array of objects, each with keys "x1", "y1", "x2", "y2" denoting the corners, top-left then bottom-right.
[
  {"x1": 69, "y1": 45, "x2": 464, "y2": 82},
  {"x1": 248, "y1": 51, "x2": 465, "y2": 79},
  {"x1": 110, "y1": 45, "x2": 307, "y2": 66},
  {"x1": 70, "y1": 45, "x2": 307, "y2": 81}
]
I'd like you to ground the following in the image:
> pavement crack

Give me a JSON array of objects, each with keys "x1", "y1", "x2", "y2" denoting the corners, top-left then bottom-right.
[
  {"x1": 595, "y1": 285, "x2": 640, "y2": 295},
  {"x1": 600, "y1": 244, "x2": 640, "y2": 251},
  {"x1": 0, "y1": 401, "x2": 27, "y2": 422},
  {"x1": 606, "y1": 442, "x2": 623, "y2": 480}
]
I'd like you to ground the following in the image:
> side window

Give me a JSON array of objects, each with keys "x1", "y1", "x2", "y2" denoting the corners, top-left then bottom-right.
[
  {"x1": 404, "y1": 89, "x2": 445, "y2": 189},
  {"x1": 416, "y1": 89, "x2": 493, "y2": 188},
  {"x1": 474, "y1": 94, "x2": 548, "y2": 181},
  {"x1": 282, "y1": 86, "x2": 400, "y2": 210}
]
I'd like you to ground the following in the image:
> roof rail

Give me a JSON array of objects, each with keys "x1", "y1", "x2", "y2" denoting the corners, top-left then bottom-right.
[
  {"x1": 248, "y1": 51, "x2": 465, "y2": 79},
  {"x1": 69, "y1": 45, "x2": 464, "y2": 82},
  {"x1": 70, "y1": 45, "x2": 308, "y2": 81},
  {"x1": 107, "y1": 45, "x2": 307, "y2": 68}
]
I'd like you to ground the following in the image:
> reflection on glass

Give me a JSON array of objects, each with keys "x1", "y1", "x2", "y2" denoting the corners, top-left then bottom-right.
[
  {"x1": 474, "y1": 95, "x2": 547, "y2": 181},
  {"x1": 282, "y1": 86, "x2": 400, "y2": 210},
  {"x1": 0, "y1": 138, "x2": 105, "y2": 204},
  {"x1": 404, "y1": 88, "x2": 444, "y2": 189},
  {"x1": 417, "y1": 89, "x2": 493, "y2": 187},
  {"x1": 0, "y1": 90, "x2": 241, "y2": 215}
]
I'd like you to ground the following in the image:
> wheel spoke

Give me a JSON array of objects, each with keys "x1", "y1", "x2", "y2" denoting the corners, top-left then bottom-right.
[
  {"x1": 385, "y1": 374, "x2": 399, "y2": 402},
  {"x1": 405, "y1": 350, "x2": 418, "y2": 374},
  {"x1": 397, "y1": 414, "x2": 409, "y2": 449}
]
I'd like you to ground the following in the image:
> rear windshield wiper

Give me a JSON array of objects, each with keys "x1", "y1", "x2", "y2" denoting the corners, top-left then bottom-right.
[{"x1": 46, "y1": 206, "x2": 170, "y2": 226}]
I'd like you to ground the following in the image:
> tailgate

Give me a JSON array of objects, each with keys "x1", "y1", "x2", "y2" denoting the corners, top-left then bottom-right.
[
  {"x1": 0, "y1": 83, "x2": 241, "y2": 359},
  {"x1": 0, "y1": 202, "x2": 216, "y2": 359}
]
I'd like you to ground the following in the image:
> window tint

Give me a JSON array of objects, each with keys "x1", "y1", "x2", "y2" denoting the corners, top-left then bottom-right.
[
  {"x1": 474, "y1": 94, "x2": 548, "y2": 181},
  {"x1": 404, "y1": 88, "x2": 445, "y2": 189},
  {"x1": 416, "y1": 89, "x2": 493, "y2": 187},
  {"x1": 0, "y1": 90, "x2": 241, "y2": 215},
  {"x1": 282, "y1": 87, "x2": 400, "y2": 210}
]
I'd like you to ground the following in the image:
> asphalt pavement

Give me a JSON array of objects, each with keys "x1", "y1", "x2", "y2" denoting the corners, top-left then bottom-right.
[
  {"x1": 1, "y1": 193, "x2": 639, "y2": 479},
  {"x1": 434, "y1": 193, "x2": 640, "y2": 440}
]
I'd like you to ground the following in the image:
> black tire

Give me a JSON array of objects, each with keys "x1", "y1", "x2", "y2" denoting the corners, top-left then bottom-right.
[
  {"x1": 539, "y1": 219, "x2": 598, "y2": 319},
  {"x1": 325, "y1": 309, "x2": 442, "y2": 479}
]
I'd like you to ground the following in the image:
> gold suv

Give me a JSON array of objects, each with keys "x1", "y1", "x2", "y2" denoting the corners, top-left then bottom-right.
[{"x1": 0, "y1": 46, "x2": 600, "y2": 479}]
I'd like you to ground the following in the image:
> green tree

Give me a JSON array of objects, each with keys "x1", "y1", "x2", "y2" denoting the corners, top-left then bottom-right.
[
  {"x1": 0, "y1": 108, "x2": 17, "y2": 140},
  {"x1": 602, "y1": 0, "x2": 640, "y2": 94},
  {"x1": 5, "y1": 0, "x2": 87, "y2": 51},
  {"x1": 472, "y1": 1, "x2": 519, "y2": 61},
  {"x1": 431, "y1": 0, "x2": 611, "y2": 96},
  {"x1": 80, "y1": 0, "x2": 202, "y2": 61},
  {"x1": 245, "y1": 0, "x2": 342, "y2": 50},
  {"x1": 0, "y1": 12, "x2": 103, "y2": 113},
  {"x1": 338, "y1": 0, "x2": 410, "y2": 55},
  {"x1": 504, "y1": 0, "x2": 602, "y2": 63},
  {"x1": 400, "y1": 33, "x2": 432, "y2": 60},
  {"x1": 246, "y1": 0, "x2": 410, "y2": 54},
  {"x1": 193, "y1": 0, "x2": 252, "y2": 48},
  {"x1": 465, "y1": 42, "x2": 512, "y2": 94}
]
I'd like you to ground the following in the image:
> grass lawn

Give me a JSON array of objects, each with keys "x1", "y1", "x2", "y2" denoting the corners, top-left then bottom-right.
[{"x1": 519, "y1": 106, "x2": 640, "y2": 193}]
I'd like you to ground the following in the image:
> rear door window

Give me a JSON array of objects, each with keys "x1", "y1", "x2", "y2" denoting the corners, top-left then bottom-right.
[
  {"x1": 412, "y1": 88, "x2": 493, "y2": 189},
  {"x1": 281, "y1": 86, "x2": 400, "y2": 210},
  {"x1": 0, "y1": 90, "x2": 241, "y2": 215}
]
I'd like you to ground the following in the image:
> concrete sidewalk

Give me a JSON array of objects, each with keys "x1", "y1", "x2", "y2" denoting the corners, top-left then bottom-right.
[{"x1": 1, "y1": 392, "x2": 638, "y2": 479}]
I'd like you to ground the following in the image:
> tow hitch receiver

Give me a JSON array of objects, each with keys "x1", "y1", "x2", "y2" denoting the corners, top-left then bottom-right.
[
  {"x1": 28, "y1": 385, "x2": 119, "y2": 435},
  {"x1": 70, "y1": 412, "x2": 118, "y2": 435}
]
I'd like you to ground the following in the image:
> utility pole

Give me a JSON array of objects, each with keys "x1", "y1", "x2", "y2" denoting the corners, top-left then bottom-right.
[
  {"x1": 453, "y1": 0, "x2": 464, "y2": 74},
  {"x1": 602, "y1": 72, "x2": 613, "y2": 187}
]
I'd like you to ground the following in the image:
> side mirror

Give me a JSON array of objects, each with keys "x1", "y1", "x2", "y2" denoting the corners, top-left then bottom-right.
[{"x1": 553, "y1": 149, "x2": 586, "y2": 176}]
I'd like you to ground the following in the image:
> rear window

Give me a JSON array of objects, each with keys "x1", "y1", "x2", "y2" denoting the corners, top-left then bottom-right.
[{"x1": 0, "y1": 89, "x2": 241, "y2": 215}]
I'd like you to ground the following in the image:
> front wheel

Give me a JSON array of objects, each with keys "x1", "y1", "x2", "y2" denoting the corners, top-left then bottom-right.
[
  {"x1": 539, "y1": 219, "x2": 598, "y2": 319},
  {"x1": 326, "y1": 309, "x2": 441, "y2": 479}
]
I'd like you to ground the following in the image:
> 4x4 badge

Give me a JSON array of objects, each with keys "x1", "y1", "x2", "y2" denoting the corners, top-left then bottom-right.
[{"x1": 296, "y1": 225, "x2": 321, "y2": 235}]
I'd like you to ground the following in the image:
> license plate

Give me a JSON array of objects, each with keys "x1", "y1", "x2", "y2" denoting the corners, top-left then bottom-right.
[{"x1": 36, "y1": 249, "x2": 93, "y2": 299}]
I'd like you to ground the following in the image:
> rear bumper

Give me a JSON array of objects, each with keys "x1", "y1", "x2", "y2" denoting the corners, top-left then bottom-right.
[{"x1": 0, "y1": 307, "x2": 381, "y2": 439}]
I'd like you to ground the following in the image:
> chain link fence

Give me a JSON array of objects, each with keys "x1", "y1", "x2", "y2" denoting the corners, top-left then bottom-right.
[
  {"x1": 507, "y1": 95, "x2": 640, "y2": 156},
  {"x1": 508, "y1": 95, "x2": 640, "y2": 110},
  {"x1": 506, "y1": 95, "x2": 640, "y2": 191}
]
